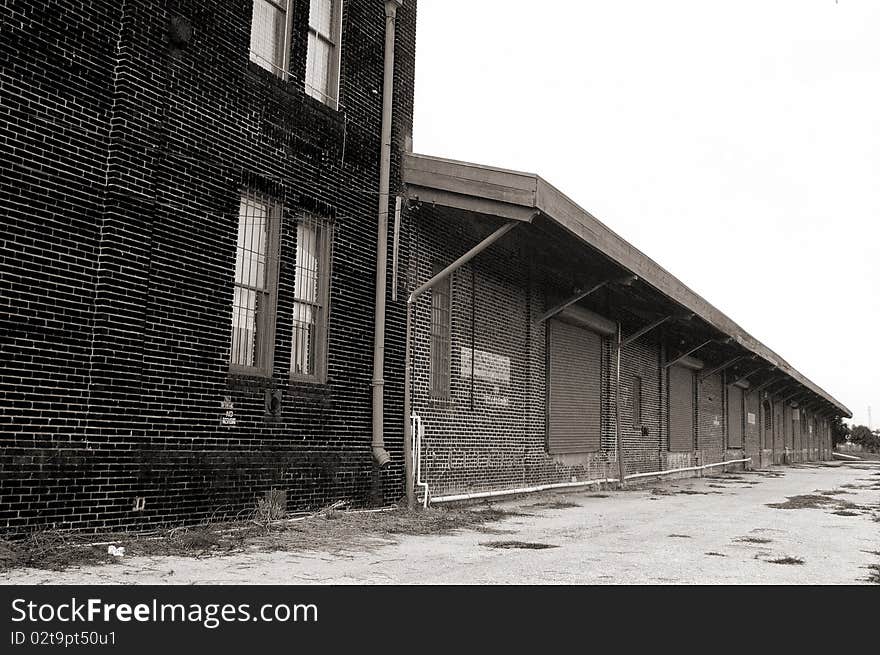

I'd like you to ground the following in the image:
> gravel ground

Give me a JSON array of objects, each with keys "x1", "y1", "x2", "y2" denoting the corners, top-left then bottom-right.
[{"x1": 3, "y1": 461, "x2": 879, "y2": 585}]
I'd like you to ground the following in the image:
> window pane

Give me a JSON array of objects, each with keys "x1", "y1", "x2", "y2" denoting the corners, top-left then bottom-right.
[
  {"x1": 231, "y1": 193, "x2": 276, "y2": 372},
  {"x1": 309, "y1": 0, "x2": 334, "y2": 37},
  {"x1": 291, "y1": 215, "x2": 331, "y2": 379},
  {"x1": 291, "y1": 302, "x2": 316, "y2": 376},
  {"x1": 306, "y1": 34, "x2": 332, "y2": 101},
  {"x1": 430, "y1": 271, "x2": 451, "y2": 397},
  {"x1": 235, "y1": 197, "x2": 268, "y2": 289},
  {"x1": 250, "y1": 0, "x2": 288, "y2": 73},
  {"x1": 231, "y1": 286, "x2": 257, "y2": 367},
  {"x1": 295, "y1": 222, "x2": 319, "y2": 303}
]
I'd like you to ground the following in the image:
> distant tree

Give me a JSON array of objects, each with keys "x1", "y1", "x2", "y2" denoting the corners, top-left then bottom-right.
[
  {"x1": 850, "y1": 424, "x2": 880, "y2": 452},
  {"x1": 831, "y1": 416, "x2": 850, "y2": 446}
]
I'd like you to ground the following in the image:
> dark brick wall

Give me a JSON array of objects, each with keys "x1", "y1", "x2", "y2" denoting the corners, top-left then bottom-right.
[
  {"x1": 408, "y1": 207, "x2": 621, "y2": 499},
  {"x1": 1, "y1": 0, "x2": 418, "y2": 533}
]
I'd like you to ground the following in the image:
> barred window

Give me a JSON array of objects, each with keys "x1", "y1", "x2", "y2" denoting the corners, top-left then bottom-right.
[
  {"x1": 230, "y1": 193, "x2": 280, "y2": 375},
  {"x1": 430, "y1": 264, "x2": 452, "y2": 399},
  {"x1": 290, "y1": 214, "x2": 332, "y2": 382},
  {"x1": 306, "y1": 0, "x2": 343, "y2": 108},
  {"x1": 250, "y1": 0, "x2": 292, "y2": 77},
  {"x1": 632, "y1": 375, "x2": 643, "y2": 427}
]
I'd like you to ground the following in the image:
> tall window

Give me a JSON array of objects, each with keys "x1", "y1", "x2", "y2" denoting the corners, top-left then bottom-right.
[
  {"x1": 632, "y1": 375, "x2": 643, "y2": 428},
  {"x1": 290, "y1": 214, "x2": 332, "y2": 382},
  {"x1": 231, "y1": 193, "x2": 280, "y2": 375},
  {"x1": 250, "y1": 0, "x2": 292, "y2": 77},
  {"x1": 306, "y1": 0, "x2": 343, "y2": 108},
  {"x1": 430, "y1": 266, "x2": 452, "y2": 399}
]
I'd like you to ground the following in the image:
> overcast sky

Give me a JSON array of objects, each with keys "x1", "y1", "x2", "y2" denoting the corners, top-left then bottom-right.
[{"x1": 412, "y1": 0, "x2": 879, "y2": 428}]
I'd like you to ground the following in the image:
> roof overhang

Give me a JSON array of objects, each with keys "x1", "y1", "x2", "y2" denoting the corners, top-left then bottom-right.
[{"x1": 403, "y1": 152, "x2": 851, "y2": 418}]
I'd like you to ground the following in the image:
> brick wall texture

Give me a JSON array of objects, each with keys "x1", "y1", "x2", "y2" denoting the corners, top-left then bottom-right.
[
  {"x1": 1, "y1": 0, "x2": 418, "y2": 533},
  {"x1": 2, "y1": 0, "x2": 839, "y2": 531},
  {"x1": 407, "y1": 206, "x2": 836, "y2": 501}
]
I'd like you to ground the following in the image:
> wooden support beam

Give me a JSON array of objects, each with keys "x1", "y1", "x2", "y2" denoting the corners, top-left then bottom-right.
[
  {"x1": 779, "y1": 389, "x2": 806, "y2": 404},
  {"x1": 702, "y1": 355, "x2": 745, "y2": 382},
  {"x1": 539, "y1": 280, "x2": 610, "y2": 323},
  {"x1": 732, "y1": 364, "x2": 774, "y2": 388},
  {"x1": 664, "y1": 339, "x2": 714, "y2": 370},
  {"x1": 767, "y1": 382, "x2": 796, "y2": 399},
  {"x1": 750, "y1": 375, "x2": 783, "y2": 396},
  {"x1": 620, "y1": 315, "x2": 673, "y2": 347}
]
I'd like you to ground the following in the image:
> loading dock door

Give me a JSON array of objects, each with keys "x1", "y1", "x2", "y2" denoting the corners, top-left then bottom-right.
[
  {"x1": 547, "y1": 319, "x2": 602, "y2": 453},
  {"x1": 669, "y1": 365, "x2": 695, "y2": 452},
  {"x1": 727, "y1": 385, "x2": 743, "y2": 449}
]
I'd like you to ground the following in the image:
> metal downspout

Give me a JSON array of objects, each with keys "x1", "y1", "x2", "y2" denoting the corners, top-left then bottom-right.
[
  {"x1": 371, "y1": 0, "x2": 404, "y2": 468},
  {"x1": 615, "y1": 322, "x2": 626, "y2": 486}
]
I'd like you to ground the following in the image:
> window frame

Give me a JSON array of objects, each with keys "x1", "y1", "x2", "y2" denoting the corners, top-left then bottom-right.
[
  {"x1": 429, "y1": 265, "x2": 452, "y2": 400},
  {"x1": 305, "y1": 0, "x2": 344, "y2": 109},
  {"x1": 289, "y1": 212, "x2": 334, "y2": 384},
  {"x1": 631, "y1": 374, "x2": 643, "y2": 428},
  {"x1": 249, "y1": 0, "x2": 295, "y2": 79},
  {"x1": 229, "y1": 192, "x2": 282, "y2": 378}
]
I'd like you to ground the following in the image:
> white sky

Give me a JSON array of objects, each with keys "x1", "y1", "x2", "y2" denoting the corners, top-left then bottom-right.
[{"x1": 412, "y1": 0, "x2": 879, "y2": 428}]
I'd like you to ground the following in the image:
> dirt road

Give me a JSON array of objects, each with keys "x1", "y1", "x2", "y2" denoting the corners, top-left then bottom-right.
[{"x1": 4, "y1": 462, "x2": 879, "y2": 585}]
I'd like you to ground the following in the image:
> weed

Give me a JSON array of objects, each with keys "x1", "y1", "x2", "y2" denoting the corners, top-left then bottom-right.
[
  {"x1": 768, "y1": 557, "x2": 804, "y2": 565},
  {"x1": 481, "y1": 541, "x2": 558, "y2": 550}
]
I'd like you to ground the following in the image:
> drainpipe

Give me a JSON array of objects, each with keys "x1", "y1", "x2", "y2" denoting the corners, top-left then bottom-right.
[
  {"x1": 615, "y1": 322, "x2": 626, "y2": 486},
  {"x1": 402, "y1": 221, "x2": 520, "y2": 507},
  {"x1": 371, "y1": 0, "x2": 404, "y2": 469}
]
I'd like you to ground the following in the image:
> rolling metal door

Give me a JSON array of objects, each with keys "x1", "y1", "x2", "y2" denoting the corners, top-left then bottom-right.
[
  {"x1": 669, "y1": 365, "x2": 694, "y2": 452},
  {"x1": 547, "y1": 319, "x2": 602, "y2": 453},
  {"x1": 727, "y1": 384, "x2": 743, "y2": 448}
]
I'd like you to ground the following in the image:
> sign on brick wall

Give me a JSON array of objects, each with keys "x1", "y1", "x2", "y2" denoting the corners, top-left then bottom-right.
[{"x1": 460, "y1": 348, "x2": 510, "y2": 383}]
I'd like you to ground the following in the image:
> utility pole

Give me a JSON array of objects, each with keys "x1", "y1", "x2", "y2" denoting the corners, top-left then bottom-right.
[{"x1": 869, "y1": 405, "x2": 873, "y2": 430}]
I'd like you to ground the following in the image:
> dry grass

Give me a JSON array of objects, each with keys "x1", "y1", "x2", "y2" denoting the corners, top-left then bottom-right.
[
  {"x1": 0, "y1": 505, "x2": 523, "y2": 572},
  {"x1": 767, "y1": 494, "x2": 839, "y2": 510},
  {"x1": 868, "y1": 565, "x2": 880, "y2": 584},
  {"x1": 481, "y1": 541, "x2": 558, "y2": 550},
  {"x1": 768, "y1": 557, "x2": 805, "y2": 565},
  {"x1": 525, "y1": 500, "x2": 580, "y2": 510}
]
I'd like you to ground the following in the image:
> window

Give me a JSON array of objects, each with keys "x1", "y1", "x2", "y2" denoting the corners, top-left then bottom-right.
[
  {"x1": 230, "y1": 193, "x2": 281, "y2": 376},
  {"x1": 306, "y1": 0, "x2": 343, "y2": 108},
  {"x1": 632, "y1": 375, "x2": 642, "y2": 427},
  {"x1": 290, "y1": 213, "x2": 332, "y2": 382},
  {"x1": 430, "y1": 265, "x2": 452, "y2": 398},
  {"x1": 250, "y1": 0, "x2": 292, "y2": 77},
  {"x1": 763, "y1": 400, "x2": 772, "y2": 431}
]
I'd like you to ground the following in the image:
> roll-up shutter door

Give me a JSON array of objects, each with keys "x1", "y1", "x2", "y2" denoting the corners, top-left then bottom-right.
[
  {"x1": 727, "y1": 384, "x2": 743, "y2": 448},
  {"x1": 669, "y1": 365, "x2": 695, "y2": 452},
  {"x1": 547, "y1": 319, "x2": 602, "y2": 453}
]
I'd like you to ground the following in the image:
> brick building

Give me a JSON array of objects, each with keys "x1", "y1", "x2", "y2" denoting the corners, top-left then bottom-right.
[
  {"x1": 401, "y1": 154, "x2": 850, "y2": 504},
  {"x1": 1, "y1": 0, "x2": 850, "y2": 533},
  {"x1": 1, "y1": 0, "x2": 417, "y2": 533}
]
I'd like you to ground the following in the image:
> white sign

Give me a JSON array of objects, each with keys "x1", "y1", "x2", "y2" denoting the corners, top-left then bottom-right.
[
  {"x1": 221, "y1": 397, "x2": 236, "y2": 426},
  {"x1": 460, "y1": 349, "x2": 511, "y2": 384},
  {"x1": 747, "y1": 412, "x2": 756, "y2": 425}
]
